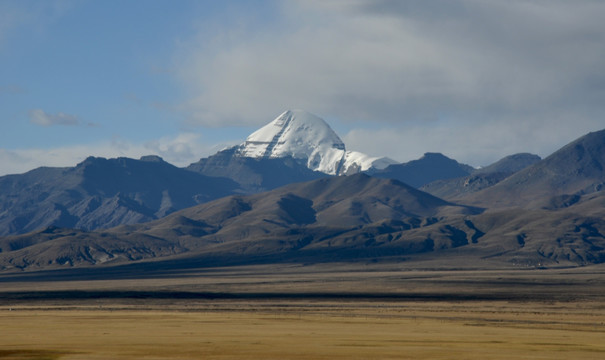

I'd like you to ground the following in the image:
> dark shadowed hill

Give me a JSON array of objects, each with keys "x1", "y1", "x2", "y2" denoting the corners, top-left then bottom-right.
[
  {"x1": 0, "y1": 156, "x2": 238, "y2": 236},
  {"x1": 369, "y1": 152, "x2": 474, "y2": 188},
  {"x1": 186, "y1": 147, "x2": 328, "y2": 193}
]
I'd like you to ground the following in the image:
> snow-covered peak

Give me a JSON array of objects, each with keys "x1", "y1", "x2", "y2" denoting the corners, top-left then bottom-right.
[
  {"x1": 239, "y1": 110, "x2": 345, "y2": 155},
  {"x1": 236, "y1": 110, "x2": 395, "y2": 175}
]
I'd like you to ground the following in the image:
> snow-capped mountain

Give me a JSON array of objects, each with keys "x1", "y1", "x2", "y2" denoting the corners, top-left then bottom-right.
[{"x1": 236, "y1": 110, "x2": 396, "y2": 175}]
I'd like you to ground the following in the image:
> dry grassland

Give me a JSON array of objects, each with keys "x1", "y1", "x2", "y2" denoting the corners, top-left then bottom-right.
[
  {"x1": 1, "y1": 301, "x2": 604, "y2": 360},
  {"x1": 1, "y1": 263, "x2": 605, "y2": 359}
]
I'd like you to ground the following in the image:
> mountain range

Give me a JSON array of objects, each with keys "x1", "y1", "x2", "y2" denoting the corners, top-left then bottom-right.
[
  {"x1": 1, "y1": 110, "x2": 604, "y2": 271},
  {"x1": 0, "y1": 174, "x2": 481, "y2": 270}
]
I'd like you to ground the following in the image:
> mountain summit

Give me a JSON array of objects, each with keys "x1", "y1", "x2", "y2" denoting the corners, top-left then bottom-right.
[{"x1": 236, "y1": 110, "x2": 395, "y2": 175}]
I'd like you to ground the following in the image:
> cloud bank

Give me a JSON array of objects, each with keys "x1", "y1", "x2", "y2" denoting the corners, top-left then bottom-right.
[{"x1": 177, "y1": 0, "x2": 605, "y2": 164}]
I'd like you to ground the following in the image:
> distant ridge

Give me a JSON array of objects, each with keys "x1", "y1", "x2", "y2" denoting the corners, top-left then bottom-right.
[{"x1": 370, "y1": 152, "x2": 474, "y2": 188}]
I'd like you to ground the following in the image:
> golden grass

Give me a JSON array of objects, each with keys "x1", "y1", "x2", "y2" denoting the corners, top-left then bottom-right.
[{"x1": 1, "y1": 300, "x2": 604, "y2": 360}]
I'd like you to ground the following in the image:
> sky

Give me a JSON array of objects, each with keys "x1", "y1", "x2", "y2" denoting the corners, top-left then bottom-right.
[{"x1": 1, "y1": 0, "x2": 605, "y2": 176}]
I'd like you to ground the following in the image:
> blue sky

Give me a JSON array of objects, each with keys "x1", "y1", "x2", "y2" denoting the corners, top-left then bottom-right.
[{"x1": 1, "y1": 0, "x2": 605, "y2": 175}]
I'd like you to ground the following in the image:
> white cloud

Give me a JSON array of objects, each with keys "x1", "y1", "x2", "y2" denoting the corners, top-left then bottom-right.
[
  {"x1": 175, "y1": 0, "x2": 605, "y2": 165},
  {"x1": 0, "y1": 133, "x2": 229, "y2": 176},
  {"x1": 28, "y1": 109, "x2": 80, "y2": 126},
  {"x1": 144, "y1": 133, "x2": 213, "y2": 165}
]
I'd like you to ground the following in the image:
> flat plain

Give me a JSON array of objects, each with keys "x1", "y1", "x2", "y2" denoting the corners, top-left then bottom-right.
[{"x1": 1, "y1": 262, "x2": 605, "y2": 359}]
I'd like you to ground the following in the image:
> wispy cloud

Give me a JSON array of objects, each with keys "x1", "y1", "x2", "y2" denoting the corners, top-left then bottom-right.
[
  {"x1": 0, "y1": 1, "x2": 29, "y2": 46},
  {"x1": 0, "y1": 0, "x2": 74, "y2": 48},
  {"x1": 0, "y1": 84, "x2": 25, "y2": 94},
  {"x1": 144, "y1": 133, "x2": 204, "y2": 165},
  {"x1": 28, "y1": 109, "x2": 80, "y2": 126},
  {"x1": 0, "y1": 133, "x2": 228, "y2": 176}
]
